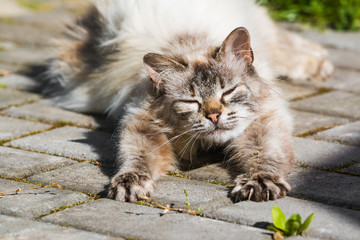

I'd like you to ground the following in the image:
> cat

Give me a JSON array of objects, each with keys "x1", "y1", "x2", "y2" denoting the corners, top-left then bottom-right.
[{"x1": 30, "y1": 0, "x2": 333, "y2": 202}]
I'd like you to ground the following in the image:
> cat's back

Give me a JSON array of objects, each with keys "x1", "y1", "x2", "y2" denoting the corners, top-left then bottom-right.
[
  {"x1": 98, "y1": 0, "x2": 275, "y2": 51},
  {"x1": 40, "y1": 0, "x2": 276, "y2": 115}
]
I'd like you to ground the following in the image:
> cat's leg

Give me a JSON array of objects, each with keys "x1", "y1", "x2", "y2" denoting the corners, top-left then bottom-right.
[
  {"x1": 108, "y1": 111, "x2": 177, "y2": 202},
  {"x1": 228, "y1": 111, "x2": 294, "y2": 202},
  {"x1": 270, "y1": 27, "x2": 334, "y2": 81}
]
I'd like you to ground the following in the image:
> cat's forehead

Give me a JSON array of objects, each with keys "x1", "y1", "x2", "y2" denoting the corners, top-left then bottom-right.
[{"x1": 190, "y1": 62, "x2": 234, "y2": 87}]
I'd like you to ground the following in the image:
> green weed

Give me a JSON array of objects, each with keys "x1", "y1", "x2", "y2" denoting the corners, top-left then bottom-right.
[
  {"x1": 258, "y1": 0, "x2": 360, "y2": 31},
  {"x1": 267, "y1": 206, "x2": 314, "y2": 238}
]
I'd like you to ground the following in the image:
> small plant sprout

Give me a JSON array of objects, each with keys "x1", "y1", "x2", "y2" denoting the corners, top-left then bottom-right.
[
  {"x1": 138, "y1": 189, "x2": 202, "y2": 216},
  {"x1": 184, "y1": 188, "x2": 191, "y2": 209},
  {"x1": 184, "y1": 188, "x2": 202, "y2": 215},
  {"x1": 267, "y1": 206, "x2": 314, "y2": 238}
]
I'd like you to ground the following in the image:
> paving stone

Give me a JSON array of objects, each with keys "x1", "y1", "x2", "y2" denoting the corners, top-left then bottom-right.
[
  {"x1": 293, "y1": 137, "x2": 360, "y2": 168},
  {"x1": 0, "y1": 74, "x2": 37, "y2": 90},
  {"x1": 310, "y1": 68, "x2": 360, "y2": 94},
  {"x1": 291, "y1": 91, "x2": 360, "y2": 119},
  {"x1": 287, "y1": 166, "x2": 360, "y2": 209},
  {"x1": 0, "y1": 0, "x2": 32, "y2": 17},
  {"x1": 311, "y1": 121, "x2": 360, "y2": 147},
  {"x1": 181, "y1": 138, "x2": 360, "y2": 178},
  {"x1": 5, "y1": 126, "x2": 115, "y2": 165},
  {"x1": 0, "y1": 40, "x2": 17, "y2": 52},
  {"x1": 0, "y1": 179, "x2": 90, "y2": 219},
  {"x1": 42, "y1": 199, "x2": 271, "y2": 240},
  {"x1": 205, "y1": 196, "x2": 360, "y2": 240},
  {"x1": 277, "y1": 81, "x2": 318, "y2": 101},
  {"x1": 153, "y1": 175, "x2": 232, "y2": 210},
  {"x1": 301, "y1": 30, "x2": 360, "y2": 52},
  {"x1": 0, "y1": 115, "x2": 50, "y2": 140},
  {"x1": 291, "y1": 110, "x2": 351, "y2": 136},
  {"x1": 27, "y1": 162, "x2": 110, "y2": 195},
  {"x1": 170, "y1": 164, "x2": 360, "y2": 209},
  {"x1": 0, "y1": 47, "x2": 52, "y2": 65},
  {"x1": 175, "y1": 137, "x2": 360, "y2": 183},
  {"x1": 0, "y1": 23, "x2": 54, "y2": 48},
  {"x1": 0, "y1": 88, "x2": 40, "y2": 109},
  {"x1": 183, "y1": 163, "x2": 231, "y2": 184},
  {"x1": 0, "y1": 214, "x2": 119, "y2": 240},
  {"x1": 29, "y1": 165, "x2": 232, "y2": 209},
  {"x1": 328, "y1": 48, "x2": 360, "y2": 70},
  {"x1": 13, "y1": 8, "x2": 81, "y2": 28},
  {"x1": 3, "y1": 100, "x2": 100, "y2": 128},
  {"x1": 0, "y1": 63, "x2": 20, "y2": 73},
  {"x1": 0, "y1": 146, "x2": 73, "y2": 178},
  {"x1": 176, "y1": 152, "x2": 360, "y2": 209},
  {"x1": 342, "y1": 163, "x2": 360, "y2": 175}
]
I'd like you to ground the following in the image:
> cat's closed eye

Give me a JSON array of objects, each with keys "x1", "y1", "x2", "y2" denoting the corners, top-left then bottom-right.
[
  {"x1": 223, "y1": 87, "x2": 236, "y2": 96},
  {"x1": 221, "y1": 87, "x2": 237, "y2": 102},
  {"x1": 173, "y1": 100, "x2": 201, "y2": 116},
  {"x1": 180, "y1": 100, "x2": 200, "y2": 105}
]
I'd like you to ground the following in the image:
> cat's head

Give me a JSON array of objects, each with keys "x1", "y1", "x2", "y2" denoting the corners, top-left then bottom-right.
[{"x1": 143, "y1": 27, "x2": 264, "y2": 143}]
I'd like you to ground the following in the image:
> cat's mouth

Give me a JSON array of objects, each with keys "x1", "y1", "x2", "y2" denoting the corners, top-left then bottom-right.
[{"x1": 212, "y1": 126, "x2": 233, "y2": 134}]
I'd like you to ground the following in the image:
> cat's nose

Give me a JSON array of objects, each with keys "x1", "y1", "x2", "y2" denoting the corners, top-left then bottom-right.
[{"x1": 206, "y1": 112, "x2": 221, "y2": 124}]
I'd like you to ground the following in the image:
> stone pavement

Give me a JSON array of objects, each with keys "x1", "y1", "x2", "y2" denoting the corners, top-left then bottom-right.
[{"x1": 0, "y1": 1, "x2": 359, "y2": 240}]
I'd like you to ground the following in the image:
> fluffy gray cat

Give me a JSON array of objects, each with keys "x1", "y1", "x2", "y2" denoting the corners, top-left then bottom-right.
[{"x1": 31, "y1": 0, "x2": 333, "y2": 202}]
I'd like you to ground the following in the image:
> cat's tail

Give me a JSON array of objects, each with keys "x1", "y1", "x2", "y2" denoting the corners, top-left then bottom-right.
[
  {"x1": 23, "y1": 61, "x2": 63, "y2": 97},
  {"x1": 24, "y1": 4, "x2": 125, "y2": 114}
]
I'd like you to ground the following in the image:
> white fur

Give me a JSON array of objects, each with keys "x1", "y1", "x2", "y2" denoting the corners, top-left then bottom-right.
[{"x1": 53, "y1": 0, "x2": 278, "y2": 117}]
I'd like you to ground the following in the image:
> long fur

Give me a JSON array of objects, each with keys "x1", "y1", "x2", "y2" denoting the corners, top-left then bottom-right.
[
  {"x1": 34, "y1": 0, "x2": 277, "y2": 118},
  {"x1": 28, "y1": 0, "x2": 333, "y2": 202}
]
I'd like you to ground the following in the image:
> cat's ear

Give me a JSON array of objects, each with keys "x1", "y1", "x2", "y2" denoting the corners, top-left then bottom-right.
[
  {"x1": 143, "y1": 53, "x2": 186, "y2": 90},
  {"x1": 218, "y1": 27, "x2": 254, "y2": 64}
]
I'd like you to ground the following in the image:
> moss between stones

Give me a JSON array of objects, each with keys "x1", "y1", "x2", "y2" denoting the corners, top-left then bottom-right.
[
  {"x1": 317, "y1": 87, "x2": 332, "y2": 94},
  {"x1": 4, "y1": 144, "x2": 98, "y2": 166},
  {"x1": 33, "y1": 200, "x2": 91, "y2": 220},
  {"x1": 295, "y1": 163, "x2": 310, "y2": 168},
  {"x1": 135, "y1": 200, "x2": 155, "y2": 208},
  {"x1": 167, "y1": 171, "x2": 189, "y2": 179},
  {"x1": 58, "y1": 224, "x2": 75, "y2": 229},
  {"x1": 299, "y1": 162, "x2": 360, "y2": 177},
  {"x1": 0, "y1": 139, "x2": 10, "y2": 145},
  {"x1": 0, "y1": 99, "x2": 39, "y2": 111},
  {"x1": 88, "y1": 193, "x2": 102, "y2": 200},
  {"x1": 41, "y1": 164, "x2": 73, "y2": 174},
  {"x1": 0, "y1": 125, "x2": 56, "y2": 146},
  {"x1": 15, "y1": 0, "x2": 55, "y2": 12},
  {"x1": 329, "y1": 161, "x2": 360, "y2": 176},
  {"x1": 208, "y1": 179, "x2": 234, "y2": 187},
  {"x1": 0, "y1": 175, "x2": 39, "y2": 185},
  {"x1": 0, "y1": 18, "x2": 17, "y2": 24},
  {"x1": 290, "y1": 87, "x2": 332, "y2": 102},
  {"x1": 295, "y1": 125, "x2": 339, "y2": 138}
]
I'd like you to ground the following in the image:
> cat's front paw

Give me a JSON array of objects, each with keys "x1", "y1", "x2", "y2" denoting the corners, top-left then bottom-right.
[
  {"x1": 108, "y1": 172, "x2": 154, "y2": 202},
  {"x1": 231, "y1": 173, "x2": 290, "y2": 202}
]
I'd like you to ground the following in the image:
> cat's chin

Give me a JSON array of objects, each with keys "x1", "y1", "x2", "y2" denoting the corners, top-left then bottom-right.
[
  {"x1": 205, "y1": 127, "x2": 242, "y2": 143},
  {"x1": 204, "y1": 122, "x2": 252, "y2": 143}
]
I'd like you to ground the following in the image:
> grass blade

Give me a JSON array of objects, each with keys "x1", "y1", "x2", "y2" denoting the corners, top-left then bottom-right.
[
  {"x1": 299, "y1": 213, "x2": 314, "y2": 233},
  {"x1": 271, "y1": 206, "x2": 287, "y2": 231}
]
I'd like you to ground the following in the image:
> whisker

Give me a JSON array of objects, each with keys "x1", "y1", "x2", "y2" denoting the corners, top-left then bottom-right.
[
  {"x1": 189, "y1": 131, "x2": 204, "y2": 163},
  {"x1": 149, "y1": 129, "x2": 194, "y2": 154},
  {"x1": 178, "y1": 131, "x2": 203, "y2": 161}
]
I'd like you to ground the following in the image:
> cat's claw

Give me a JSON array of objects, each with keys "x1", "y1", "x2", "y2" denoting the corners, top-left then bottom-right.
[
  {"x1": 232, "y1": 173, "x2": 290, "y2": 202},
  {"x1": 248, "y1": 187, "x2": 254, "y2": 201},
  {"x1": 108, "y1": 172, "x2": 154, "y2": 202}
]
